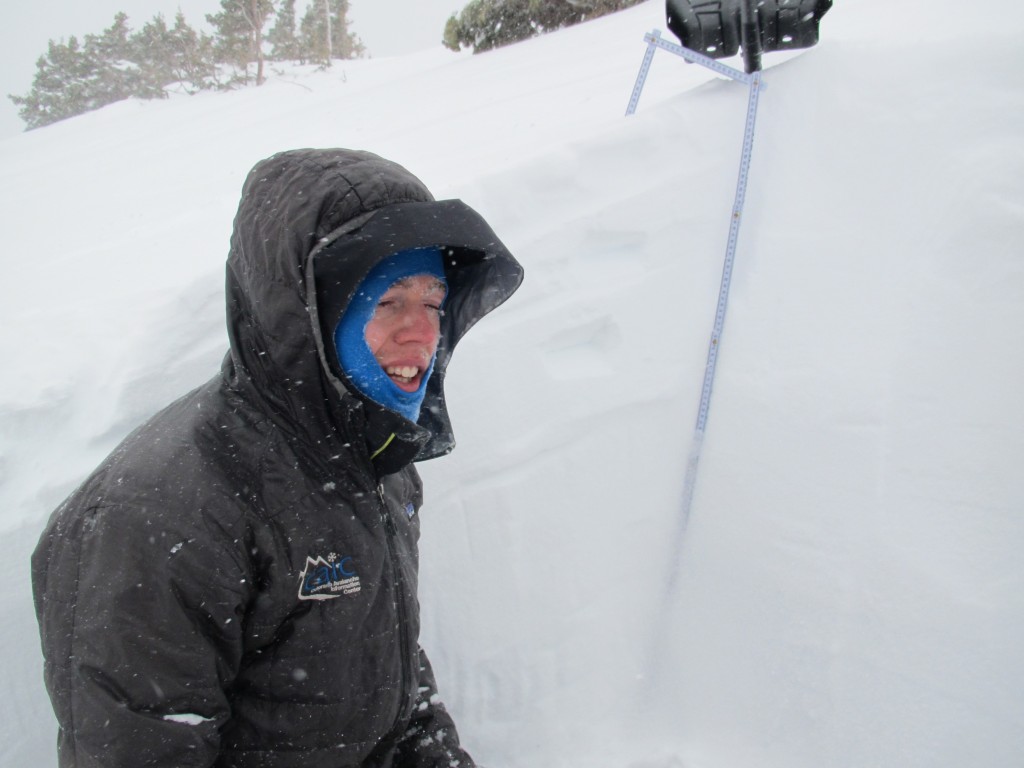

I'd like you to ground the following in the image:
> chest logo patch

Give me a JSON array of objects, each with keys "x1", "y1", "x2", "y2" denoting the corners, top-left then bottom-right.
[{"x1": 298, "y1": 552, "x2": 362, "y2": 600}]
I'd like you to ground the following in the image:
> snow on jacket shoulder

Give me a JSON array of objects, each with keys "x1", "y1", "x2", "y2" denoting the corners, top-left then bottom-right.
[{"x1": 31, "y1": 149, "x2": 523, "y2": 767}]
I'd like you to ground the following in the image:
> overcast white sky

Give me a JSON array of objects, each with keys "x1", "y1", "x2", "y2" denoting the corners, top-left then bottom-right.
[{"x1": 1, "y1": 0, "x2": 464, "y2": 138}]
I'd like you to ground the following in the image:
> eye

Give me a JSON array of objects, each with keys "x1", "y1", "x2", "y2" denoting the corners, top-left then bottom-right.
[{"x1": 372, "y1": 298, "x2": 401, "y2": 320}]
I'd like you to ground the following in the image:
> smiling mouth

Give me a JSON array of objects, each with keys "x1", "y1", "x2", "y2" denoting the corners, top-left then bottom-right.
[{"x1": 385, "y1": 365, "x2": 422, "y2": 389}]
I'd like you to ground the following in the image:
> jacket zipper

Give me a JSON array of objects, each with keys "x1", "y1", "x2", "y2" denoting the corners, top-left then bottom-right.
[{"x1": 377, "y1": 483, "x2": 415, "y2": 739}]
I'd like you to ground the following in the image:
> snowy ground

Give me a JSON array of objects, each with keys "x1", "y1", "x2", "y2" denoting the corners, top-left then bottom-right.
[{"x1": 2, "y1": 1, "x2": 1023, "y2": 765}]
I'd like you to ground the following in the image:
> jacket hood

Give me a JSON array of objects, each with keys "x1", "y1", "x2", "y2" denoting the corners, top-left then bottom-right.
[{"x1": 225, "y1": 148, "x2": 523, "y2": 465}]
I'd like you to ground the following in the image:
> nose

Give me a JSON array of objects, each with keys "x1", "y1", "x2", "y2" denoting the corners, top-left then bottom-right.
[{"x1": 393, "y1": 304, "x2": 440, "y2": 346}]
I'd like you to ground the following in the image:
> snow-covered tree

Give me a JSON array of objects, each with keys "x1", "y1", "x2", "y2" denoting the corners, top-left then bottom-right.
[
  {"x1": 10, "y1": 13, "x2": 147, "y2": 130},
  {"x1": 83, "y1": 13, "x2": 149, "y2": 103},
  {"x1": 443, "y1": 0, "x2": 534, "y2": 54},
  {"x1": 9, "y1": 37, "x2": 90, "y2": 129},
  {"x1": 299, "y1": 0, "x2": 364, "y2": 66},
  {"x1": 134, "y1": 12, "x2": 219, "y2": 94},
  {"x1": 8, "y1": 0, "x2": 370, "y2": 130},
  {"x1": 9, "y1": 10, "x2": 221, "y2": 130},
  {"x1": 268, "y1": 0, "x2": 302, "y2": 61},
  {"x1": 207, "y1": 0, "x2": 274, "y2": 84},
  {"x1": 166, "y1": 12, "x2": 220, "y2": 91},
  {"x1": 327, "y1": 0, "x2": 364, "y2": 60},
  {"x1": 443, "y1": 0, "x2": 645, "y2": 53}
]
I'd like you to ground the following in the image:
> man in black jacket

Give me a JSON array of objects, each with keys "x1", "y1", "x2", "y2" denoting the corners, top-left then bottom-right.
[{"x1": 31, "y1": 148, "x2": 524, "y2": 767}]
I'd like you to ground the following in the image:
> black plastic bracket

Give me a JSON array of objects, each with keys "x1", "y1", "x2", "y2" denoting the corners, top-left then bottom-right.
[{"x1": 666, "y1": 0, "x2": 832, "y2": 73}]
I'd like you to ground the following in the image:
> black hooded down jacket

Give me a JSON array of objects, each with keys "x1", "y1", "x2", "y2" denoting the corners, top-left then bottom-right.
[{"x1": 31, "y1": 148, "x2": 524, "y2": 767}]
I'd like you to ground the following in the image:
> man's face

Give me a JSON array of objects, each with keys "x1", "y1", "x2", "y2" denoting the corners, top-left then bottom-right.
[{"x1": 364, "y1": 274, "x2": 446, "y2": 392}]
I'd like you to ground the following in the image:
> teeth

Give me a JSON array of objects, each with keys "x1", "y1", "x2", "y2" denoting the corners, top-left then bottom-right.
[{"x1": 386, "y1": 366, "x2": 419, "y2": 381}]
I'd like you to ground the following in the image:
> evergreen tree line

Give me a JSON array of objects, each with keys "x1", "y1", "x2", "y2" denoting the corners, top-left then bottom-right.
[
  {"x1": 10, "y1": 0, "x2": 363, "y2": 130},
  {"x1": 443, "y1": 0, "x2": 645, "y2": 54}
]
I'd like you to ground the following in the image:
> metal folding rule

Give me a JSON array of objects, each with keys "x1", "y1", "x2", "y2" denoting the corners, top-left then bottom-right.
[{"x1": 626, "y1": 28, "x2": 764, "y2": 535}]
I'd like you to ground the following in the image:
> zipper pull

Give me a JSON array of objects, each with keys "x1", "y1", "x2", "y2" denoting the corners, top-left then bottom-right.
[{"x1": 378, "y1": 484, "x2": 396, "y2": 534}]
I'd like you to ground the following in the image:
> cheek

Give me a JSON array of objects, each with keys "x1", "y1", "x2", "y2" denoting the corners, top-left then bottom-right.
[
  {"x1": 427, "y1": 317, "x2": 442, "y2": 349},
  {"x1": 363, "y1": 318, "x2": 387, "y2": 357}
]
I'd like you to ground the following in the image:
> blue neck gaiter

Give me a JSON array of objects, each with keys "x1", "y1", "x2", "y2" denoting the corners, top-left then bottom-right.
[{"x1": 334, "y1": 248, "x2": 446, "y2": 423}]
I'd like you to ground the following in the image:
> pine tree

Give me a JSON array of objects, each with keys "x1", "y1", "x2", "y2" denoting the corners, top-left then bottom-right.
[
  {"x1": 8, "y1": 0, "x2": 371, "y2": 130},
  {"x1": 10, "y1": 8, "x2": 228, "y2": 130},
  {"x1": 528, "y1": 0, "x2": 639, "y2": 29},
  {"x1": 268, "y1": 0, "x2": 301, "y2": 61},
  {"x1": 299, "y1": 0, "x2": 364, "y2": 67},
  {"x1": 443, "y1": 0, "x2": 644, "y2": 53},
  {"x1": 9, "y1": 12, "x2": 147, "y2": 131},
  {"x1": 298, "y1": 2, "x2": 327, "y2": 65},
  {"x1": 86, "y1": 12, "x2": 135, "y2": 66},
  {"x1": 207, "y1": 0, "x2": 274, "y2": 84},
  {"x1": 134, "y1": 12, "x2": 218, "y2": 94},
  {"x1": 131, "y1": 14, "x2": 178, "y2": 97},
  {"x1": 442, "y1": 0, "x2": 534, "y2": 54},
  {"x1": 9, "y1": 37, "x2": 89, "y2": 129},
  {"x1": 167, "y1": 12, "x2": 219, "y2": 91},
  {"x1": 329, "y1": 0, "x2": 364, "y2": 60},
  {"x1": 83, "y1": 13, "x2": 147, "y2": 103}
]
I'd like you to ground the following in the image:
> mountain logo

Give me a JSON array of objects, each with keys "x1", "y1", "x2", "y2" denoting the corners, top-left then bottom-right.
[{"x1": 298, "y1": 552, "x2": 361, "y2": 601}]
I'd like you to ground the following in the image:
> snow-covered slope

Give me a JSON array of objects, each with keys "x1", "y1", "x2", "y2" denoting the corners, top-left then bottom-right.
[{"x1": 2, "y1": 1, "x2": 1022, "y2": 765}]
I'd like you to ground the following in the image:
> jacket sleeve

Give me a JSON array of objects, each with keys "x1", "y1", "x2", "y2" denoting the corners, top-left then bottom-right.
[
  {"x1": 32, "y1": 499, "x2": 249, "y2": 767},
  {"x1": 392, "y1": 646, "x2": 478, "y2": 768}
]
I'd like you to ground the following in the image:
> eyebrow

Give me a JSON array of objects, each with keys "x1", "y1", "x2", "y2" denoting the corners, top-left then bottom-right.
[{"x1": 389, "y1": 276, "x2": 446, "y2": 293}]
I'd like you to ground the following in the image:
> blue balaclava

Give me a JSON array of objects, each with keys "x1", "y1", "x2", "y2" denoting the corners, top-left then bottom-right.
[{"x1": 334, "y1": 247, "x2": 446, "y2": 423}]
